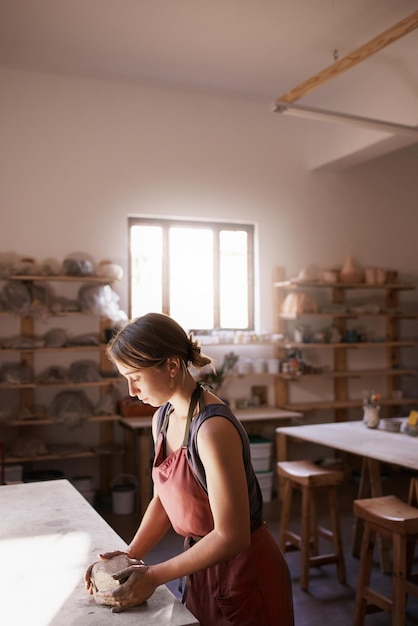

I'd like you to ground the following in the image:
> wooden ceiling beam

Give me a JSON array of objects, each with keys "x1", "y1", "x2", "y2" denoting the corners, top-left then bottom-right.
[{"x1": 276, "y1": 10, "x2": 418, "y2": 105}]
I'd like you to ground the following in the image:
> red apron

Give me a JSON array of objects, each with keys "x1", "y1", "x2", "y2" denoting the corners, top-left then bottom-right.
[{"x1": 152, "y1": 388, "x2": 294, "y2": 626}]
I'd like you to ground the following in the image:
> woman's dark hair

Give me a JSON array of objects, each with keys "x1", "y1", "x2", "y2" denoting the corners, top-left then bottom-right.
[{"x1": 106, "y1": 312, "x2": 212, "y2": 371}]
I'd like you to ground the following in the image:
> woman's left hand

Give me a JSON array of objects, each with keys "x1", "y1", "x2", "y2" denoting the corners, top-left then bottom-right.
[{"x1": 94, "y1": 563, "x2": 157, "y2": 612}]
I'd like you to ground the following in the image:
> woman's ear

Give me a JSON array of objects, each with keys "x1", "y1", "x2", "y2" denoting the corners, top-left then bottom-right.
[{"x1": 167, "y1": 357, "x2": 181, "y2": 377}]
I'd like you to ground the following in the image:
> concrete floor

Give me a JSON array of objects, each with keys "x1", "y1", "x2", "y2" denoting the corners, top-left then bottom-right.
[{"x1": 101, "y1": 467, "x2": 418, "y2": 626}]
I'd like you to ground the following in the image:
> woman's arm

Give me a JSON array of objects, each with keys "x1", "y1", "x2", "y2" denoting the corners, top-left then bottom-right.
[
  {"x1": 105, "y1": 407, "x2": 171, "y2": 559},
  {"x1": 84, "y1": 494, "x2": 171, "y2": 594},
  {"x1": 93, "y1": 415, "x2": 251, "y2": 611},
  {"x1": 127, "y1": 493, "x2": 172, "y2": 559},
  {"x1": 85, "y1": 409, "x2": 171, "y2": 593},
  {"x1": 150, "y1": 415, "x2": 251, "y2": 583},
  {"x1": 126, "y1": 409, "x2": 173, "y2": 559}
]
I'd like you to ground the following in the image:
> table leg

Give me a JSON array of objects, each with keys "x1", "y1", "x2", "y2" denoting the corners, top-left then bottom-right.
[
  {"x1": 352, "y1": 457, "x2": 391, "y2": 573},
  {"x1": 276, "y1": 431, "x2": 288, "y2": 463},
  {"x1": 121, "y1": 425, "x2": 153, "y2": 516},
  {"x1": 121, "y1": 425, "x2": 141, "y2": 513},
  {"x1": 137, "y1": 428, "x2": 153, "y2": 517},
  {"x1": 123, "y1": 427, "x2": 135, "y2": 475},
  {"x1": 276, "y1": 431, "x2": 289, "y2": 500},
  {"x1": 408, "y1": 477, "x2": 418, "y2": 506}
]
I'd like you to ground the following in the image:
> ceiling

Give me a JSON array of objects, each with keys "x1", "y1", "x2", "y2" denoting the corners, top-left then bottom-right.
[{"x1": 1, "y1": 0, "x2": 417, "y2": 165}]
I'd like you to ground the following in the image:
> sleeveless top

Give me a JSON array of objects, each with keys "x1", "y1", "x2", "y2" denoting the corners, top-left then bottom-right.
[{"x1": 154, "y1": 386, "x2": 263, "y2": 533}]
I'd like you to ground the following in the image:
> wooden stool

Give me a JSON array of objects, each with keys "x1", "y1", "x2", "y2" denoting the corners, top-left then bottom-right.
[
  {"x1": 353, "y1": 495, "x2": 418, "y2": 626},
  {"x1": 0, "y1": 439, "x2": 4, "y2": 485},
  {"x1": 277, "y1": 459, "x2": 346, "y2": 591}
]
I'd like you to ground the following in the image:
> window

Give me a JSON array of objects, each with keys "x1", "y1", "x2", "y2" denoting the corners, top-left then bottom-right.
[{"x1": 129, "y1": 217, "x2": 254, "y2": 331}]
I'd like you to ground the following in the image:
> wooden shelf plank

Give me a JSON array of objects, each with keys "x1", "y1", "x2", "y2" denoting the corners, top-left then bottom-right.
[
  {"x1": 0, "y1": 377, "x2": 122, "y2": 390},
  {"x1": 4, "y1": 448, "x2": 124, "y2": 464},
  {"x1": 5, "y1": 274, "x2": 115, "y2": 283},
  {"x1": 0, "y1": 344, "x2": 108, "y2": 353},
  {"x1": 4, "y1": 414, "x2": 122, "y2": 426}
]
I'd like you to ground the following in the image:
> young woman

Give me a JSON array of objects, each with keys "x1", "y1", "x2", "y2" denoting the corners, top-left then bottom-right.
[{"x1": 85, "y1": 312, "x2": 294, "y2": 626}]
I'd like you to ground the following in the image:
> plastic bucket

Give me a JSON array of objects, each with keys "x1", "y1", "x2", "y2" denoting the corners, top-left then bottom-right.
[{"x1": 111, "y1": 474, "x2": 138, "y2": 515}]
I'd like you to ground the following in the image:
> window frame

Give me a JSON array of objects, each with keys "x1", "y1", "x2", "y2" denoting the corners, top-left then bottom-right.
[{"x1": 128, "y1": 216, "x2": 255, "y2": 331}]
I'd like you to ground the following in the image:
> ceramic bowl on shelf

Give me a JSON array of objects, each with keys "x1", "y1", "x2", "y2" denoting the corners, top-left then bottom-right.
[{"x1": 319, "y1": 270, "x2": 338, "y2": 284}]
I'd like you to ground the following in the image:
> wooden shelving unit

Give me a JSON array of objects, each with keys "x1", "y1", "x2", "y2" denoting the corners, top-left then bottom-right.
[
  {"x1": 272, "y1": 267, "x2": 418, "y2": 421},
  {"x1": 0, "y1": 272, "x2": 123, "y2": 492}
]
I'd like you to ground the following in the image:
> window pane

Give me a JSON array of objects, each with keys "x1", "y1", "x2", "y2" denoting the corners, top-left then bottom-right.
[
  {"x1": 129, "y1": 218, "x2": 254, "y2": 331},
  {"x1": 169, "y1": 227, "x2": 214, "y2": 330},
  {"x1": 220, "y1": 230, "x2": 248, "y2": 328},
  {"x1": 130, "y1": 225, "x2": 162, "y2": 318}
]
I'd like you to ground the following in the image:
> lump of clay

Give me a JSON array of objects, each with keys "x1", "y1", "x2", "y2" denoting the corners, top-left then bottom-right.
[{"x1": 91, "y1": 554, "x2": 131, "y2": 595}]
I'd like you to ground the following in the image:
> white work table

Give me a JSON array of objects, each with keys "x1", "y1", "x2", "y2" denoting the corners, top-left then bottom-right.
[
  {"x1": 276, "y1": 418, "x2": 418, "y2": 472},
  {"x1": 119, "y1": 406, "x2": 303, "y2": 515},
  {"x1": 0, "y1": 480, "x2": 198, "y2": 626}
]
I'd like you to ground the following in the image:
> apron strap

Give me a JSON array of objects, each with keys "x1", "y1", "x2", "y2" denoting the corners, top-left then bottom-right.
[
  {"x1": 179, "y1": 535, "x2": 202, "y2": 603},
  {"x1": 160, "y1": 383, "x2": 205, "y2": 443},
  {"x1": 182, "y1": 383, "x2": 205, "y2": 447},
  {"x1": 160, "y1": 404, "x2": 172, "y2": 436}
]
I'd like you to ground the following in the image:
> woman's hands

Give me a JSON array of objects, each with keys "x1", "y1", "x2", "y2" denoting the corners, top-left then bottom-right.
[
  {"x1": 84, "y1": 551, "x2": 143, "y2": 596},
  {"x1": 84, "y1": 494, "x2": 172, "y2": 608},
  {"x1": 93, "y1": 563, "x2": 157, "y2": 612}
]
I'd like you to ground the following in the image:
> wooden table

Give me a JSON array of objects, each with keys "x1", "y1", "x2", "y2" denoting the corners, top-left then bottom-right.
[
  {"x1": 276, "y1": 419, "x2": 418, "y2": 572},
  {"x1": 0, "y1": 480, "x2": 198, "y2": 626},
  {"x1": 119, "y1": 406, "x2": 303, "y2": 515}
]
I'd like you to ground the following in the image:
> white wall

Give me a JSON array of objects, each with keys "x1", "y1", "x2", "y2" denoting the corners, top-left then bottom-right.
[
  {"x1": 2, "y1": 67, "x2": 418, "y2": 483},
  {"x1": 1, "y1": 67, "x2": 418, "y2": 331}
]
